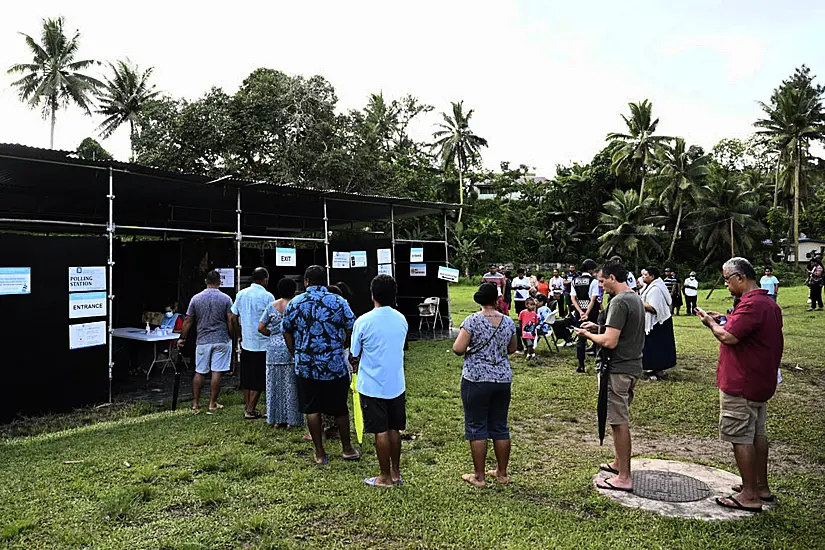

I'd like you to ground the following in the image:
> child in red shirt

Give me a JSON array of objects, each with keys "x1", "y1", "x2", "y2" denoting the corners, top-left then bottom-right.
[{"x1": 518, "y1": 298, "x2": 538, "y2": 361}]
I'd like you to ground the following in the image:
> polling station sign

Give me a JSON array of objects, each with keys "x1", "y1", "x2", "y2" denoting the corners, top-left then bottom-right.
[
  {"x1": 68, "y1": 266, "x2": 106, "y2": 292},
  {"x1": 69, "y1": 291, "x2": 108, "y2": 319}
]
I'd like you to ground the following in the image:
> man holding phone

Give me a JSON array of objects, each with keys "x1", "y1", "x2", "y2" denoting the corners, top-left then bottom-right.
[{"x1": 695, "y1": 257, "x2": 783, "y2": 513}]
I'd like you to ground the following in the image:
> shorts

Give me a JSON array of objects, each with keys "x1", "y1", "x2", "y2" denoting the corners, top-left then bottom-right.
[
  {"x1": 719, "y1": 390, "x2": 767, "y2": 445},
  {"x1": 360, "y1": 393, "x2": 406, "y2": 433},
  {"x1": 195, "y1": 342, "x2": 232, "y2": 374},
  {"x1": 296, "y1": 375, "x2": 350, "y2": 417},
  {"x1": 603, "y1": 373, "x2": 636, "y2": 425},
  {"x1": 240, "y1": 350, "x2": 266, "y2": 392},
  {"x1": 461, "y1": 378, "x2": 511, "y2": 441}
]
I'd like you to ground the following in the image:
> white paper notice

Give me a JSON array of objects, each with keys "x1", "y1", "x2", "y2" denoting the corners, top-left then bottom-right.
[
  {"x1": 332, "y1": 252, "x2": 351, "y2": 269},
  {"x1": 377, "y1": 249, "x2": 392, "y2": 265},
  {"x1": 378, "y1": 264, "x2": 393, "y2": 276},
  {"x1": 276, "y1": 247, "x2": 297, "y2": 267},
  {"x1": 437, "y1": 266, "x2": 460, "y2": 282},
  {"x1": 410, "y1": 263, "x2": 427, "y2": 277},
  {"x1": 68, "y1": 266, "x2": 106, "y2": 292},
  {"x1": 350, "y1": 251, "x2": 367, "y2": 268},
  {"x1": 69, "y1": 321, "x2": 107, "y2": 350},
  {"x1": 410, "y1": 247, "x2": 424, "y2": 262},
  {"x1": 69, "y1": 291, "x2": 107, "y2": 319},
  {"x1": 0, "y1": 267, "x2": 31, "y2": 295}
]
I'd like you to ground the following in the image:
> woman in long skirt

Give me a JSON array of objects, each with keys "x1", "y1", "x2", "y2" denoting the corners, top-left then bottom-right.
[
  {"x1": 640, "y1": 267, "x2": 677, "y2": 379},
  {"x1": 258, "y1": 277, "x2": 303, "y2": 427}
]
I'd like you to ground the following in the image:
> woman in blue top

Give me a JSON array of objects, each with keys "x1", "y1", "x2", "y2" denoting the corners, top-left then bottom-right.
[
  {"x1": 258, "y1": 277, "x2": 303, "y2": 428},
  {"x1": 453, "y1": 283, "x2": 518, "y2": 487}
]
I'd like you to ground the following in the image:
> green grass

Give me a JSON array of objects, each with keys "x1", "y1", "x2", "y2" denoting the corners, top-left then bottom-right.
[{"x1": 0, "y1": 286, "x2": 823, "y2": 549}]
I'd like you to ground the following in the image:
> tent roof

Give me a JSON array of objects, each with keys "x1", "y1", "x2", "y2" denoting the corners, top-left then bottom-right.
[{"x1": 0, "y1": 143, "x2": 456, "y2": 237}]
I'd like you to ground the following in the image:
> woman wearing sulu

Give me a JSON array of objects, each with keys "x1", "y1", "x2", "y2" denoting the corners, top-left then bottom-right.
[{"x1": 639, "y1": 267, "x2": 677, "y2": 379}]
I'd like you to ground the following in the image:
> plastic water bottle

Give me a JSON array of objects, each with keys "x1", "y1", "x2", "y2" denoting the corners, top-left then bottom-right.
[{"x1": 145, "y1": 322, "x2": 150, "y2": 334}]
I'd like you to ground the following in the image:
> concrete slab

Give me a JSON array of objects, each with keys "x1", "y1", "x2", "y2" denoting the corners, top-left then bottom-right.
[{"x1": 593, "y1": 458, "x2": 776, "y2": 520}]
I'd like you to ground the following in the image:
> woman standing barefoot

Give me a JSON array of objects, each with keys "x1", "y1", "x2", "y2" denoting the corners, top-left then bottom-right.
[{"x1": 453, "y1": 283, "x2": 518, "y2": 487}]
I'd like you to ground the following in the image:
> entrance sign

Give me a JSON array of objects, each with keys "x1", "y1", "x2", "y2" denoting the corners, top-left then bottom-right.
[
  {"x1": 68, "y1": 266, "x2": 106, "y2": 292},
  {"x1": 378, "y1": 264, "x2": 393, "y2": 276},
  {"x1": 275, "y1": 247, "x2": 297, "y2": 267},
  {"x1": 410, "y1": 263, "x2": 427, "y2": 277},
  {"x1": 410, "y1": 248, "x2": 424, "y2": 262},
  {"x1": 332, "y1": 252, "x2": 351, "y2": 269},
  {"x1": 0, "y1": 267, "x2": 31, "y2": 295},
  {"x1": 437, "y1": 266, "x2": 460, "y2": 283},
  {"x1": 216, "y1": 268, "x2": 235, "y2": 288},
  {"x1": 69, "y1": 321, "x2": 107, "y2": 350},
  {"x1": 69, "y1": 291, "x2": 107, "y2": 319},
  {"x1": 377, "y1": 249, "x2": 392, "y2": 265},
  {"x1": 350, "y1": 251, "x2": 367, "y2": 268}
]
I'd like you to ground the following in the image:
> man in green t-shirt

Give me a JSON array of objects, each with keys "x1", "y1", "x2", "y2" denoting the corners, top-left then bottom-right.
[{"x1": 574, "y1": 259, "x2": 645, "y2": 492}]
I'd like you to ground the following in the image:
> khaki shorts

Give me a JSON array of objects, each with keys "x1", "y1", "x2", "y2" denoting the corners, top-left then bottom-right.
[
  {"x1": 602, "y1": 373, "x2": 636, "y2": 426},
  {"x1": 719, "y1": 390, "x2": 767, "y2": 445}
]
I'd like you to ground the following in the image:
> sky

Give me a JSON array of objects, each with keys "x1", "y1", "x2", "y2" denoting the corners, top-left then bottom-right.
[{"x1": 2, "y1": 1, "x2": 825, "y2": 176}]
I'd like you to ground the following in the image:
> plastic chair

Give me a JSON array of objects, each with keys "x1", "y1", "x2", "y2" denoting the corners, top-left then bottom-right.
[{"x1": 417, "y1": 297, "x2": 443, "y2": 331}]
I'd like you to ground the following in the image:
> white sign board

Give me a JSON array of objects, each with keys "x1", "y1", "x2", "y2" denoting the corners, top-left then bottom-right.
[
  {"x1": 69, "y1": 291, "x2": 108, "y2": 319},
  {"x1": 0, "y1": 267, "x2": 31, "y2": 295},
  {"x1": 410, "y1": 247, "x2": 424, "y2": 262},
  {"x1": 275, "y1": 247, "x2": 297, "y2": 267},
  {"x1": 68, "y1": 266, "x2": 106, "y2": 292},
  {"x1": 69, "y1": 320, "x2": 107, "y2": 350},
  {"x1": 437, "y1": 266, "x2": 460, "y2": 283},
  {"x1": 216, "y1": 268, "x2": 235, "y2": 288},
  {"x1": 332, "y1": 252, "x2": 351, "y2": 269},
  {"x1": 377, "y1": 248, "x2": 392, "y2": 265},
  {"x1": 378, "y1": 264, "x2": 393, "y2": 276},
  {"x1": 410, "y1": 263, "x2": 427, "y2": 277},
  {"x1": 350, "y1": 251, "x2": 367, "y2": 268}
]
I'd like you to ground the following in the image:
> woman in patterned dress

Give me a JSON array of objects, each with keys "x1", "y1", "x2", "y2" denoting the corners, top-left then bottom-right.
[{"x1": 258, "y1": 277, "x2": 303, "y2": 428}]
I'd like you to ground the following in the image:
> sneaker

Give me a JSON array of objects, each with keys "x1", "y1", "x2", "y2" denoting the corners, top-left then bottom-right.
[
  {"x1": 807, "y1": 308, "x2": 815, "y2": 312},
  {"x1": 563, "y1": 340, "x2": 576, "y2": 347},
  {"x1": 575, "y1": 366, "x2": 585, "y2": 374}
]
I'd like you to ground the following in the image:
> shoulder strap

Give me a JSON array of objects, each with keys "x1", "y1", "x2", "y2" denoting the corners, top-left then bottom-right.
[{"x1": 465, "y1": 315, "x2": 505, "y2": 356}]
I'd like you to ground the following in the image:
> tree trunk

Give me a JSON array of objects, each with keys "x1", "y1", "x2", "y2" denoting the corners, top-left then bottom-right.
[
  {"x1": 129, "y1": 120, "x2": 136, "y2": 161},
  {"x1": 49, "y1": 104, "x2": 56, "y2": 149},
  {"x1": 666, "y1": 200, "x2": 683, "y2": 262},
  {"x1": 457, "y1": 163, "x2": 465, "y2": 224},
  {"x1": 772, "y1": 153, "x2": 780, "y2": 209},
  {"x1": 700, "y1": 246, "x2": 716, "y2": 267},
  {"x1": 639, "y1": 169, "x2": 646, "y2": 202},
  {"x1": 729, "y1": 216, "x2": 735, "y2": 257},
  {"x1": 793, "y1": 145, "x2": 800, "y2": 269}
]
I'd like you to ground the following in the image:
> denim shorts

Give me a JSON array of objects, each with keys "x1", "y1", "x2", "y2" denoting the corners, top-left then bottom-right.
[
  {"x1": 461, "y1": 378, "x2": 511, "y2": 441},
  {"x1": 195, "y1": 342, "x2": 231, "y2": 374}
]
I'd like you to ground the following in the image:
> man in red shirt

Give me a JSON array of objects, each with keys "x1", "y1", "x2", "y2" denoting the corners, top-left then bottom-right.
[{"x1": 696, "y1": 257, "x2": 783, "y2": 513}]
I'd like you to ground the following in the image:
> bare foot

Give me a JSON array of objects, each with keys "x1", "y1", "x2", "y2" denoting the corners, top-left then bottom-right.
[
  {"x1": 462, "y1": 473, "x2": 486, "y2": 487},
  {"x1": 596, "y1": 476, "x2": 632, "y2": 491},
  {"x1": 487, "y1": 469, "x2": 510, "y2": 484}
]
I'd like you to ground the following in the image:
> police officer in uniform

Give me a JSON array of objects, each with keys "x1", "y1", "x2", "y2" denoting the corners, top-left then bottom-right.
[{"x1": 570, "y1": 259, "x2": 600, "y2": 373}]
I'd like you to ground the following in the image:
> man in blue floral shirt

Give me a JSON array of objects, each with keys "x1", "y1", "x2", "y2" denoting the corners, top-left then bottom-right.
[{"x1": 283, "y1": 265, "x2": 359, "y2": 465}]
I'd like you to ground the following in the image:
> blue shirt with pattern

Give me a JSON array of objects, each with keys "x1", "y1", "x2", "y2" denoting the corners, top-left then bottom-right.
[{"x1": 282, "y1": 286, "x2": 356, "y2": 380}]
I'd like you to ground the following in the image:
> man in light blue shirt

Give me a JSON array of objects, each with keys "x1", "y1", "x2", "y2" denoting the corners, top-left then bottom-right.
[
  {"x1": 351, "y1": 274, "x2": 408, "y2": 487},
  {"x1": 759, "y1": 267, "x2": 780, "y2": 302},
  {"x1": 231, "y1": 267, "x2": 274, "y2": 419}
]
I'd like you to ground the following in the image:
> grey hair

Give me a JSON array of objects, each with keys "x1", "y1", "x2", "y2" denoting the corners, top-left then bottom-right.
[{"x1": 722, "y1": 257, "x2": 756, "y2": 280}]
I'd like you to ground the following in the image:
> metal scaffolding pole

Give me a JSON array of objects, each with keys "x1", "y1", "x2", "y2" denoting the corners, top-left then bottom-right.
[
  {"x1": 107, "y1": 167, "x2": 115, "y2": 404},
  {"x1": 443, "y1": 209, "x2": 452, "y2": 328},
  {"x1": 390, "y1": 205, "x2": 397, "y2": 277},
  {"x1": 235, "y1": 188, "x2": 242, "y2": 296},
  {"x1": 323, "y1": 198, "x2": 330, "y2": 284}
]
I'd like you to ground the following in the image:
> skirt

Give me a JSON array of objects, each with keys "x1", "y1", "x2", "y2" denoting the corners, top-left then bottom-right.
[
  {"x1": 266, "y1": 363, "x2": 304, "y2": 426},
  {"x1": 643, "y1": 317, "x2": 677, "y2": 371}
]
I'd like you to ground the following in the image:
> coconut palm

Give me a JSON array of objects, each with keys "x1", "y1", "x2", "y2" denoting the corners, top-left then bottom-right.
[
  {"x1": 7, "y1": 17, "x2": 101, "y2": 148},
  {"x1": 96, "y1": 59, "x2": 160, "y2": 158},
  {"x1": 433, "y1": 100, "x2": 488, "y2": 222},
  {"x1": 652, "y1": 138, "x2": 710, "y2": 262},
  {"x1": 597, "y1": 189, "x2": 665, "y2": 266},
  {"x1": 755, "y1": 67, "x2": 824, "y2": 265},
  {"x1": 606, "y1": 99, "x2": 672, "y2": 201}
]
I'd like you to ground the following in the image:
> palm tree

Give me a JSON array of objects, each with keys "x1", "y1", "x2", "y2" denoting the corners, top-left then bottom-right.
[
  {"x1": 597, "y1": 189, "x2": 665, "y2": 267},
  {"x1": 652, "y1": 138, "x2": 710, "y2": 262},
  {"x1": 606, "y1": 99, "x2": 672, "y2": 201},
  {"x1": 7, "y1": 17, "x2": 101, "y2": 148},
  {"x1": 433, "y1": 100, "x2": 488, "y2": 223},
  {"x1": 755, "y1": 68, "x2": 824, "y2": 265},
  {"x1": 690, "y1": 176, "x2": 766, "y2": 265},
  {"x1": 96, "y1": 59, "x2": 160, "y2": 158}
]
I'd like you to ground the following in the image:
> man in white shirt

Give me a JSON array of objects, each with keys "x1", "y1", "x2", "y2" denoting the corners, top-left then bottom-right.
[
  {"x1": 684, "y1": 271, "x2": 700, "y2": 314},
  {"x1": 549, "y1": 268, "x2": 565, "y2": 307},
  {"x1": 511, "y1": 268, "x2": 531, "y2": 352}
]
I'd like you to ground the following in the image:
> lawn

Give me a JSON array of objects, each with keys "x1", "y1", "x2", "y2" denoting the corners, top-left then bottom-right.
[{"x1": 1, "y1": 286, "x2": 823, "y2": 549}]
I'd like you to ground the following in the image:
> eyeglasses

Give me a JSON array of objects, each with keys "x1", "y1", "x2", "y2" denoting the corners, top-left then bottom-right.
[{"x1": 723, "y1": 272, "x2": 742, "y2": 282}]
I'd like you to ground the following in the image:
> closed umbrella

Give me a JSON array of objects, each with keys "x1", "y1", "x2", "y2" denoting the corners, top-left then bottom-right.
[
  {"x1": 596, "y1": 350, "x2": 610, "y2": 445},
  {"x1": 350, "y1": 373, "x2": 364, "y2": 445}
]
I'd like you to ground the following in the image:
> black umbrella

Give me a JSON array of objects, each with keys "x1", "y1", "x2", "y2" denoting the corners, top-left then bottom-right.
[{"x1": 596, "y1": 349, "x2": 611, "y2": 446}]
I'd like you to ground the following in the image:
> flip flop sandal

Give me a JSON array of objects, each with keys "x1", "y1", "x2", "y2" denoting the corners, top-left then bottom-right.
[
  {"x1": 342, "y1": 452, "x2": 361, "y2": 462},
  {"x1": 314, "y1": 455, "x2": 329, "y2": 466},
  {"x1": 715, "y1": 495, "x2": 762, "y2": 513},
  {"x1": 600, "y1": 464, "x2": 620, "y2": 475},
  {"x1": 730, "y1": 485, "x2": 776, "y2": 502},
  {"x1": 393, "y1": 476, "x2": 404, "y2": 486},
  {"x1": 244, "y1": 411, "x2": 263, "y2": 420},
  {"x1": 363, "y1": 477, "x2": 392, "y2": 487},
  {"x1": 596, "y1": 479, "x2": 633, "y2": 492}
]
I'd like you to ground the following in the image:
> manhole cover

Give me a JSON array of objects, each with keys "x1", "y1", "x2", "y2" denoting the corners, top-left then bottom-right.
[{"x1": 631, "y1": 470, "x2": 712, "y2": 502}]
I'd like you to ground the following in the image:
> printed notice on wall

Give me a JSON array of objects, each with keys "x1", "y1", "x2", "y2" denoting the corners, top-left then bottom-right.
[
  {"x1": 332, "y1": 252, "x2": 351, "y2": 269},
  {"x1": 216, "y1": 268, "x2": 235, "y2": 288},
  {"x1": 378, "y1": 264, "x2": 393, "y2": 276},
  {"x1": 377, "y1": 249, "x2": 392, "y2": 265},
  {"x1": 437, "y1": 266, "x2": 460, "y2": 282},
  {"x1": 410, "y1": 247, "x2": 424, "y2": 262},
  {"x1": 0, "y1": 267, "x2": 31, "y2": 295},
  {"x1": 276, "y1": 248, "x2": 297, "y2": 267},
  {"x1": 410, "y1": 263, "x2": 427, "y2": 277},
  {"x1": 69, "y1": 291, "x2": 108, "y2": 319},
  {"x1": 68, "y1": 266, "x2": 106, "y2": 292},
  {"x1": 350, "y1": 251, "x2": 367, "y2": 268},
  {"x1": 69, "y1": 320, "x2": 107, "y2": 350}
]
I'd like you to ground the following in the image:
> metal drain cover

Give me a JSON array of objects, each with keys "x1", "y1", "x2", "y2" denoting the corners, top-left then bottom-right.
[{"x1": 631, "y1": 470, "x2": 712, "y2": 502}]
